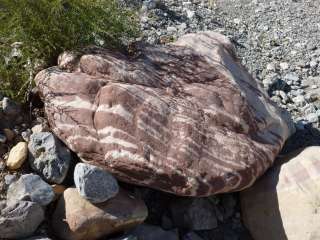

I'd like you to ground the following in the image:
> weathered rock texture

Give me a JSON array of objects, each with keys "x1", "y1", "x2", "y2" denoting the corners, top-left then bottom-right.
[
  {"x1": 35, "y1": 31, "x2": 295, "y2": 196},
  {"x1": 241, "y1": 147, "x2": 320, "y2": 240}
]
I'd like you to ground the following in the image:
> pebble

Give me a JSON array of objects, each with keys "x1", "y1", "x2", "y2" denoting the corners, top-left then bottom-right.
[
  {"x1": 74, "y1": 163, "x2": 119, "y2": 203},
  {"x1": 292, "y1": 95, "x2": 305, "y2": 106},
  {"x1": 186, "y1": 10, "x2": 195, "y2": 19},
  {"x1": 6, "y1": 142, "x2": 28, "y2": 170},
  {"x1": 266, "y1": 63, "x2": 276, "y2": 71},
  {"x1": 306, "y1": 113, "x2": 319, "y2": 123},
  {"x1": 167, "y1": 26, "x2": 178, "y2": 32},
  {"x1": 307, "y1": 42, "x2": 317, "y2": 51},
  {"x1": 278, "y1": 90, "x2": 289, "y2": 104},
  {"x1": 284, "y1": 72, "x2": 299, "y2": 82},
  {"x1": 0, "y1": 201, "x2": 44, "y2": 239},
  {"x1": 141, "y1": 0, "x2": 158, "y2": 11},
  {"x1": 310, "y1": 60, "x2": 318, "y2": 68},
  {"x1": 28, "y1": 132, "x2": 71, "y2": 184},
  {"x1": 7, "y1": 173, "x2": 55, "y2": 206},
  {"x1": 279, "y1": 62, "x2": 289, "y2": 70}
]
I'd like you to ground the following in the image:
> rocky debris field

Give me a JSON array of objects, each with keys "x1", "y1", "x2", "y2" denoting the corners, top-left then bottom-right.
[{"x1": 1, "y1": 0, "x2": 320, "y2": 240}]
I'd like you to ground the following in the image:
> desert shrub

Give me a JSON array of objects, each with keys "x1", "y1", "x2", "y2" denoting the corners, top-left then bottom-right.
[{"x1": 0, "y1": 0, "x2": 139, "y2": 101}]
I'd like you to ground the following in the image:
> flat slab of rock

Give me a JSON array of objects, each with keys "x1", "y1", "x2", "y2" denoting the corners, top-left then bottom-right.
[
  {"x1": 35, "y1": 31, "x2": 295, "y2": 196},
  {"x1": 0, "y1": 201, "x2": 44, "y2": 239},
  {"x1": 241, "y1": 147, "x2": 320, "y2": 240},
  {"x1": 52, "y1": 188, "x2": 148, "y2": 240}
]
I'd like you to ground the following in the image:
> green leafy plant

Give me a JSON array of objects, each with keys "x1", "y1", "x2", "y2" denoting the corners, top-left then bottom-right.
[{"x1": 0, "y1": 0, "x2": 139, "y2": 101}]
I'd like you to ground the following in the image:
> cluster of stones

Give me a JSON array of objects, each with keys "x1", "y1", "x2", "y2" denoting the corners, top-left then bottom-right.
[
  {"x1": 0, "y1": 129, "x2": 148, "y2": 239},
  {"x1": 0, "y1": 96, "x2": 245, "y2": 240},
  {"x1": 0, "y1": 119, "x2": 245, "y2": 240},
  {"x1": 0, "y1": 96, "x2": 148, "y2": 239}
]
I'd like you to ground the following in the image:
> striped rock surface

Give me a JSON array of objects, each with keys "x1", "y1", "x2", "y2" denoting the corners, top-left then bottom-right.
[{"x1": 35, "y1": 32, "x2": 295, "y2": 196}]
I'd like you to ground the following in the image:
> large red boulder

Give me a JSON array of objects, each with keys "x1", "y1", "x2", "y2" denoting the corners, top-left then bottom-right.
[{"x1": 35, "y1": 32, "x2": 295, "y2": 196}]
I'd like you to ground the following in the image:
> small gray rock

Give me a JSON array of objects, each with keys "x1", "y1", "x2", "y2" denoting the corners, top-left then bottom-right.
[
  {"x1": 28, "y1": 132, "x2": 71, "y2": 184},
  {"x1": 279, "y1": 62, "x2": 289, "y2": 70},
  {"x1": 0, "y1": 201, "x2": 44, "y2": 239},
  {"x1": 2, "y1": 97, "x2": 20, "y2": 116},
  {"x1": 284, "y1": 73, "x2": 299, "y2": 82},
  {"x1": 74, "y1": 163, "x2": 119, "y2": 203},
  {"x1": 167, "y1": 26, "x2": 178, "y2": 32},
  {"x1": 310, "y1": 60, "x2": 318, "y2": 68},
  {"x1": 306, "y1": 113, "x2": 319, "y2": 123},
  {"x1": 292, "y1": 95, "x2": 305, "y2": 106},
  {"x1": 141, "y1": 0, "x2": 158, "y2": 11},
  {"x1": 266, "y1": 63, "x2": 276, "y2": 72},
  {"x1": 307, "y1": 42, "x2": 317, "y2": 51},
  {"x1": 170, "y1": 198, "x2": 218, "y2": 230},
  {"x1": 7, "y1": 174, "x2": 55, "y2": 206}
]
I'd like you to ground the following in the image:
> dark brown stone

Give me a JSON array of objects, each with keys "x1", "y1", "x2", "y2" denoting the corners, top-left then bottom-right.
[{"x1": 35, "y1": 32, "x2": 295, "y2": 196}]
